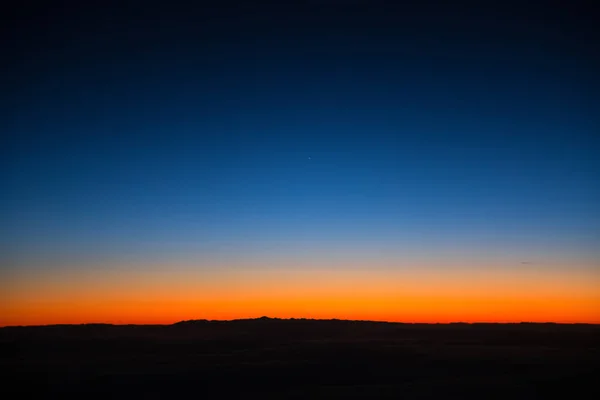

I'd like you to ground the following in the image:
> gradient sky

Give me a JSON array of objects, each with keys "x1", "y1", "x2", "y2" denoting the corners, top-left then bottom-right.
[{"x1": 2, "y1": 1, "x2": 599, "y2": 325}]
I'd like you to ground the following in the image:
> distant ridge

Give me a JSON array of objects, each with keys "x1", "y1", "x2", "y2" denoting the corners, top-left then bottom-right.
[
  {"x1": 2, "y1": 318, "x2": 598, "y2": 352},
  {"x1": 2, "y1": 317, "x2": 598, "y2": 329},
  {"x1": 171, "y1": 317, "x2": 593, "y2": 326}
]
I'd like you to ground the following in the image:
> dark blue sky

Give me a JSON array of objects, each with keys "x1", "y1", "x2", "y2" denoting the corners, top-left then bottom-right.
[{"x1": 2, "y1": 0, "x2": 599, "y2": 269}]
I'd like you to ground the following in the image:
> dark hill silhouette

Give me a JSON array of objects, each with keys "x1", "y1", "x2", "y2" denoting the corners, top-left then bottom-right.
[{"x1": 2, "y1": 318, "x2": 599, "y2": 399}]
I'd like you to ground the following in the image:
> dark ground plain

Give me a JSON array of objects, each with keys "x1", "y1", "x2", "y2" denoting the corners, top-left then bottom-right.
[{"x1": 1, "y1": 317, "x2": 598, "y2": 399}]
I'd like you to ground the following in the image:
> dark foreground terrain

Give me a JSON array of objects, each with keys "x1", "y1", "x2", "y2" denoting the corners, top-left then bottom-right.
[{"x1": 1, "y1": 318, "x2": 598, "y2": 399}]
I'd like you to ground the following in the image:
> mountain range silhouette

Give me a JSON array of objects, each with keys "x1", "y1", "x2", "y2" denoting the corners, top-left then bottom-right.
[{"x1": 2, "y1": 317, "x2": 598, "y2": 399}]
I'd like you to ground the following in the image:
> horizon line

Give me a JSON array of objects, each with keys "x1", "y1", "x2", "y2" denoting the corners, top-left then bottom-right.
[{"x1": 2, "y1": 316, "x2": 599, "y2": 328}]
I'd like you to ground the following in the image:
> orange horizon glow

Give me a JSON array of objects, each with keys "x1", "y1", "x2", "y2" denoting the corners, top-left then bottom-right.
[{"x1": 2, "y1": 262, "x2": 599, "y2": 326}]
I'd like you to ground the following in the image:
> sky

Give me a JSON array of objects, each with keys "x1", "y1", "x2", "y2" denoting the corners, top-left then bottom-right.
[{"x1": 2, "y1": 0, "x2": 599, "y2": 325}]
